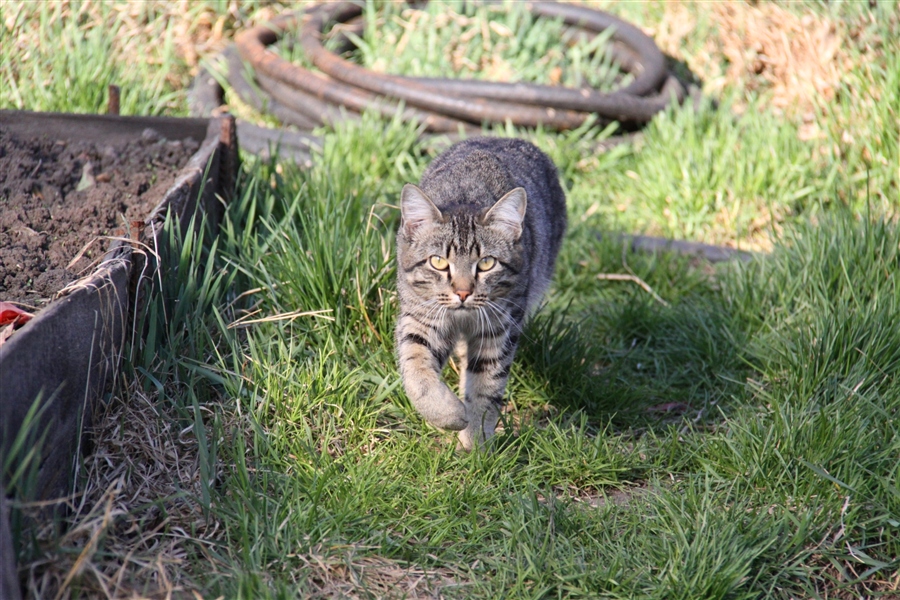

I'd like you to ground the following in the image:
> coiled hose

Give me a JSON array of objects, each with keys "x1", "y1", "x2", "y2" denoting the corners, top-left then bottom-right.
[{"x1": 190, "y1": 1, "x2": 686, "y2": 163}]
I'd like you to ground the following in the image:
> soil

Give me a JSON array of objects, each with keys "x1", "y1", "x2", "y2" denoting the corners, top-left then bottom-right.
[{"x1": 0, "y1": 127, "x2": 201, "y2": 308}]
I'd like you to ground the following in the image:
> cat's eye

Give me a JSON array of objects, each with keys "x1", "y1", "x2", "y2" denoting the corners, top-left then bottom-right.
[
  {"x1": 429, "y1": 255, "x2": 449, "y2": 270},
  {"x1": 477, "y1": 257, "x2": 496, "y2": 271}
]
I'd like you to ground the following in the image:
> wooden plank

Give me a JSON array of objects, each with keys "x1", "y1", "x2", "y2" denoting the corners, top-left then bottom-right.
[{"x1": 0, "y1": 110, "x2": 210, "y2": 147}]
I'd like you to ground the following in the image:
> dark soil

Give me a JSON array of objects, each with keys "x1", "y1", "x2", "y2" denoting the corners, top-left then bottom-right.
[{"x1": 0, "y1": 128, "x2": 200, "y2": 307}]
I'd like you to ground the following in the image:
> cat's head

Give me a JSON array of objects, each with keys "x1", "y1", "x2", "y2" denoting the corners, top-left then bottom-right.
[{"x1": 397, "y1": 183, "x2": 526, "y2": 310}]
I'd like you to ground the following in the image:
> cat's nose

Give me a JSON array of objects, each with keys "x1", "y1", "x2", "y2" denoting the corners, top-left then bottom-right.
[{"x1": 456, "y1": 289, "x2": 471, "y2": 302}]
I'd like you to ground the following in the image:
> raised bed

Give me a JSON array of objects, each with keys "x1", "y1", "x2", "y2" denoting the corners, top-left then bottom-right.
[{"x1": 0, "y1": 110, "x2": 238, "y2": 599}]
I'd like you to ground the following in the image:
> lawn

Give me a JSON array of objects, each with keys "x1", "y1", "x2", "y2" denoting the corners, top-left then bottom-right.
[{"x1": 2, "y1": 0, "x2": 899, "y2": 598}]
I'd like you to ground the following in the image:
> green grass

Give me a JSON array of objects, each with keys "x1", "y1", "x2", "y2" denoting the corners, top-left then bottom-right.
[
  {"x1": 351, "y1": 1, "x2": 627, "y2": 92},
  {"x1": 3, "y1": 0, "x2": 900, "y2": 598},
  {"x1": 137, "y1": 114, "x2": 899, "y2": 597},
  {"x1": 0, "y1": 1, "x2": 187, "y2": 114}
]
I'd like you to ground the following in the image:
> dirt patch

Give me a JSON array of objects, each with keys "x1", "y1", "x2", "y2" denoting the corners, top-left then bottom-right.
[{"x1": 0, "y1": 127, "x2": 200, "y2": 307}]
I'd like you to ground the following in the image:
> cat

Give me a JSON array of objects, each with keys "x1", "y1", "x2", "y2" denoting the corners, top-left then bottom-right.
[{"x1": 395, "y1": 137, "x2": 566, "y2": 450}]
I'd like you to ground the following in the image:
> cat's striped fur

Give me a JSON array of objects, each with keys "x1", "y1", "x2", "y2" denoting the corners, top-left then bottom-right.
[{"x1": 396, "y1": 138, "x2": 566, "y2": 450}]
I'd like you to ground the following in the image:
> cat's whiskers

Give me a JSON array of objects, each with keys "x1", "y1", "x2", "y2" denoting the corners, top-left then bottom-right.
[
  {"x1": 499, "y1": 295, "x2": 529, "y2": 317},
  {"x1": 474, "y1": 304, "x2": 490, "y2": 357},
  {"x1": 484, "y1": 299, "x2": 530, "y2": 342},
  {"x1": 418, "y1": 299, "x2": 447, "y2": 335},
  {"x1": 482, "y1": 300, "x2": 512, "y2": 327},
  {"x1": 416, "y1": 298, "x2": 440, "y2": 319},
  {"x1": 438, "y1": 305, "x2": 449, "y2": 337},
  {"x1": 477, "y1": 303, "x2": 505, "y2": 353}
]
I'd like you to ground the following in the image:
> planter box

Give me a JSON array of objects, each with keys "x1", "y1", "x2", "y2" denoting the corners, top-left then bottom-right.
[{"x1": 0, "y1": 111, "x2": 238, "y2": 599}]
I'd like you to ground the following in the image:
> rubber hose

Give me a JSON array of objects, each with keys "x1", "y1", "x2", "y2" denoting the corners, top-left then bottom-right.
[{"x1": 227, "y1": 1, "x2": 684, "y2": 133}]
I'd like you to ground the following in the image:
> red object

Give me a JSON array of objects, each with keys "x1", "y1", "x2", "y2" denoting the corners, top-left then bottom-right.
[{"x1": 0, "y1": 302, "x2": 33, "y2": 327}]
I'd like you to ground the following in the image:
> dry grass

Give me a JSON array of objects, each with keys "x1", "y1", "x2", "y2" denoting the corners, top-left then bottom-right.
[
  {"x1": 710, "y1": 199, "x2": 786, "y2": 254},
  {"x1": 20, "y1": 382, "x2": 221, "y2": 599},
  {"x1": 648, "y1": 1, "x2": 851, "y2": 122},
  {"x1": 803, "y1": 556, "x2": 900, "y2": 599},
  {"x1": 19, "y1": 378, "x2": 468, "y2": 599},
  {"x1": 292, "y1": 550, "x2": 464, "y2": 600},
  {"x1": 3, "y1": 0, "x2": 295, "y2": 83}
]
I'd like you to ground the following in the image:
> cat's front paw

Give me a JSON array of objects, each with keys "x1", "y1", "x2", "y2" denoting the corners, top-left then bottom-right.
[
  {"x1": 456, "y1": 403, "x2": 501, "y2": 452},
  {"x1": 414, "y1": 385, "x2": 468, "y2": 431},
  {"x1": 457, "y1": 423, "x2": 493, "y2": 452}
]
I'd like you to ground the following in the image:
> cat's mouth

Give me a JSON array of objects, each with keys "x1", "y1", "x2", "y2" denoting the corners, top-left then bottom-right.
[
  {"x1": 459, "y1": 302, "x2": 489, "y2": 311},
  {"x1": 444, "y1": 302, "x2": 477, "y2": 311}
]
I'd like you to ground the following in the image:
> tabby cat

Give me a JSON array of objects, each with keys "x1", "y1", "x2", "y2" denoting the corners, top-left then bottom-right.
[{"x1": 395, "y1": 137, "x2": 566, "y2": 450}]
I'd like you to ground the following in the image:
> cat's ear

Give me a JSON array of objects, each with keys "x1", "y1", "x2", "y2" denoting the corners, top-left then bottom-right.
[
  {"x1": 401, "y1": 184, "x2": 443, "y2": 233},
  {"x1": 483, "y1": 187, "x2": 527, "y2": 239}
]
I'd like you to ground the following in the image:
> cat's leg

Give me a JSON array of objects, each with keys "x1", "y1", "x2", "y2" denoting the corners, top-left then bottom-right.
[
  {"x1": 397, "y1": 317, "x2": 468, "y2": 431},
  {"x1": 455, "y1": 338, "x2": 468, "y2": 400},
  {"x1": 457, "y1": 330, "x2": 519, "y2": 451}
]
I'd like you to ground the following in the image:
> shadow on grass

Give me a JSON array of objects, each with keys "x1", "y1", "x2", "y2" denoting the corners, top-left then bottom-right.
[{"x1": 514, "y1": 259, "x2": 749, "y2": 434}]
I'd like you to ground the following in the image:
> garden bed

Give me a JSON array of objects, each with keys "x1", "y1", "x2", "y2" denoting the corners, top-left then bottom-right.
[
  {"x1": 0, "y1": 121, "x2": 202, "y2": 306},
  {"x1": 0, "y1": 109, "x2": 237, "y2": 599},
  {"x1": 0, "y1": 111, "x2": 237, "y2": 597}
]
